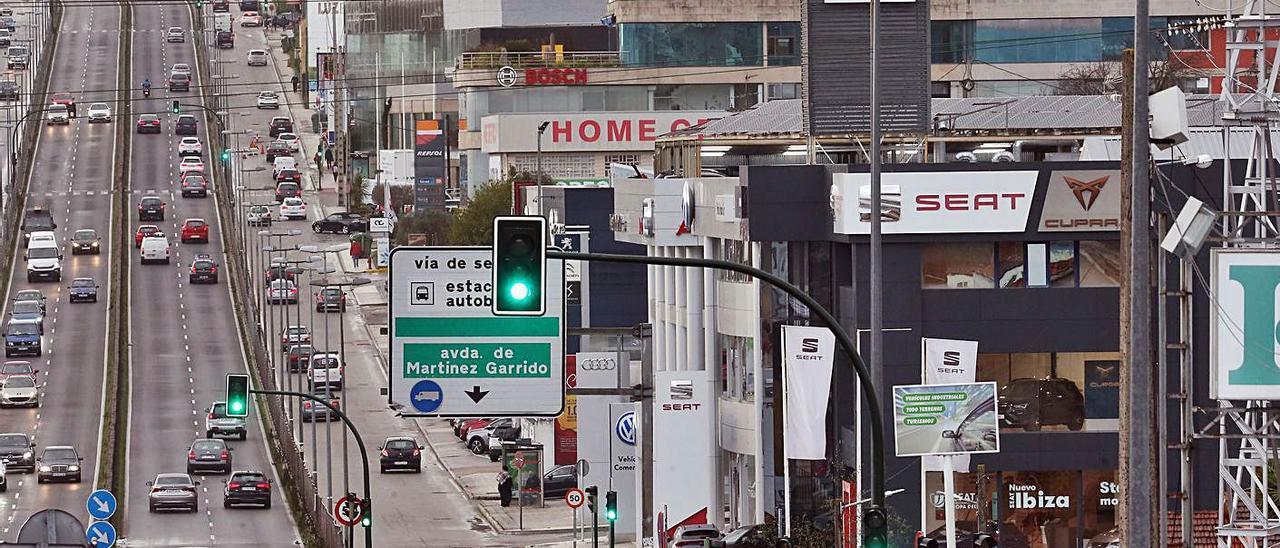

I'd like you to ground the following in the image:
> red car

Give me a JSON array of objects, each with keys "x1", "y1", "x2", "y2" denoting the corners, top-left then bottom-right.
[
  {"x1": 136, "y1": 114, "x2": 161, "y2": 134},
  {"x1": 180, "y1": 218, "x2": 209, "y2": 243},
  {"x1": 135, "y1": 225, "x2": 161, "y2": 248},
  {"x1": 457, "y1": 418, "x2": 492, "y2": 440},
  {"x1": 49, "y1": 92, "x2": 75, "y2": 114}
]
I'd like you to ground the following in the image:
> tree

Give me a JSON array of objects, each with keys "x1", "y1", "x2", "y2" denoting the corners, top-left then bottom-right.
[
  {"x1": 392, "y1": 210, "x2": 453, "y2": 246},
  {"x1": 370, "y1": 180, "x2": 413, "y2": 215},
  {"x1": 1056, "y1": 59, "x2": 1205, "y2": 95},
  {"x1": 447, "y1": 180, "x2": 512, "y2": 245}
]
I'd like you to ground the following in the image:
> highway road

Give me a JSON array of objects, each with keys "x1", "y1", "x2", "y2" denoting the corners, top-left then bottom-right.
[
  {"x1": 0, "y1": 2, "x2": 117, "y2": 539},
  {"x1": 121, "y1": 2, "x2": 299, "y2": 546}
]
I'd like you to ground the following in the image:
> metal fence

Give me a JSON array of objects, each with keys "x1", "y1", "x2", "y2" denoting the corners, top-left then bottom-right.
[{"x1": 455, "y1": 50, "x2": 621, "y2": 70}]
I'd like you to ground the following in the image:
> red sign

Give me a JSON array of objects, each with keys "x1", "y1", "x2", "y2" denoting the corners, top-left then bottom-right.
[
  {"x1": 554, "y1": 355, "x2": 578, "y2": 464},
  {"x1": 334, "y1": 495, "x2": 363, "y2": 527},
  {"x1": 525, "y1": 68, "x2": 588, "y2": 86},
  {"x1": 565, "y1": 487, "x2": 586, "y2": 509},
  {"x1": 842, "y1": 480, "x2": 857, "y2": 545},
  {"x1": 546, "y1": 117, "x2": 709, "y2": 145}
]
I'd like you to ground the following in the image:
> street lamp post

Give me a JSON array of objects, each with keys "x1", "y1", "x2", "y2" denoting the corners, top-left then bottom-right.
[{"x1": 535, "y1": 121, "x2": 549, "y2": 216}]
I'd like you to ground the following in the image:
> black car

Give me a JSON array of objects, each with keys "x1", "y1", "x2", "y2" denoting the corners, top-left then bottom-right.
[
  {"x1": 68, "y1": 278, "x2": 98, "y2": 303},
  {"x1": 999, "y1": 377, "x2": 1086, "y2": 431},
  {"x1": 275, "y1": 168, "x2": 301, "y2": 184},
  {"x1": 378, "y1": 437, "x2": 423, "y2": 473},
  {"x1": 0, "y1": 18, "x2": 15, "y2": 31},
  {"x1": 312, "y1": 212, "x2": 368, "y2": 235},
  {"x1": 21, "y1": 208, "x2": 55, "y2": 244},
  {"x1": 264, "y1": 140, "x2": 290, "y2": 161},
  {"x1": 0, "y1": 80, "x2": 17, "y2": 101},
  {"x1": 239, "y1": 0, "x2": 261, "y2": 10},
  {"x1": 36, "y1": 445, "x2": 82, "y2": 483},
  {"x1": 0, "y1": 31, "x2": 11, "y2": 48},
  {"x1": 315, "y1": 287, "x2": 346, "y2": 313},
  {"x1": 70, "y1": 229, "x2": 100, "y2": 254},
  {"x1": 0, "y1": 432, "x2": 35, "y2": 472},
  {"x1": 268, "y1": 116, "x2": 293, "y2": 137},
  {"x1": 216, "y1": 30, "x2": 234, "y2": 49},
  {"x1": 189, "y1": 257, "x2": 219, "y2": 284},
  {"x1": 224, "y1": 470, "x2": 272, "y2": 508},
  {"x1": 542, "y1": 464, "x2": 578, "y2": 498},
  {"x1": 175, "y1": 114, "x2": 197, "y2": 135},
  {"x1": 168, "y1": 72, "x2": 190, "y2": 92},
  {"x1": 138, "y1": 196, "x2": 165, "y2": 221},
  {"x1": 181, "y1": 175, "x2": 208, "y2": 197},
  {"x1": 212, "y1": 0, "x2": 230, "y2": 11}
]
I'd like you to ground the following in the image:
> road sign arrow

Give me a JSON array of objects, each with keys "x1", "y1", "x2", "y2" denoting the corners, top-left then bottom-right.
[
  {"x1": 92, "y1": 530, "x2": 108, "y2": 545},
  {"x1": 93, "y1": 496, "x2": 110, "y2": 513},
  {"x1": 465, "y1": 385, "x2": 489, "y2": 403}
]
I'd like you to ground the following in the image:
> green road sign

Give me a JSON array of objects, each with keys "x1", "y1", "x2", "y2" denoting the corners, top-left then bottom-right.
[{"x1": 388, "y1": 247, "x2": 566, "y2": 416}]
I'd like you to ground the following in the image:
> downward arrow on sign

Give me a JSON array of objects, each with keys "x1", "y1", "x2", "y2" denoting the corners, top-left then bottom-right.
[
  {"x1": 93, "y1": 496, "x2": 110, "y2": 513},
  {"x1": 465, "y1": 385, "x2": 489, "y2": 403}
]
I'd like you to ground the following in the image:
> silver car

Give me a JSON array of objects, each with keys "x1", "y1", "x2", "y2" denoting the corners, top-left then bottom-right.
[
  {"x1": 148, "y1": 473, "x2": 200, "y2": 512},
  {"x1": 86, "y1": 103, "x2": 111, "y2": 123},
  {"x1": 246, "y1": 49, "x2": 268, "y2": 66},
  {"x1": 205, "y1": 401, "x2": 247, "y2": 440},
  {"x1": 165, "y1": 26, "x2": 184, "y2": 43}
]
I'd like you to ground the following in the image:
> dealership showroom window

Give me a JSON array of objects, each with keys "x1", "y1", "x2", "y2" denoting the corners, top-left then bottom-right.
[{"x1": 924, "y1": 469, "x2": 1118, "y2": 546}]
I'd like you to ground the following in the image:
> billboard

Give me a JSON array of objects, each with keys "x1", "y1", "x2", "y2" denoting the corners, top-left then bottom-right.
[
  {"x1": 414, "y1": 120, "x2": 448, "y2": 212},
  {"x1": 892, "y1": 382, "x2": 1000, "y2": 457},
  {"x1": 1211, "y1": 249, "x2": 1280, "y2": 399},
  {"x1": 1038, "y1": 170, "x2": 1122, "y2": 232},
  {"x1": 832, "y1": 171, "x2": 1038, "y2": 235},
  {"x1": 481, "y1": 112, "x2": 726, "y2": 153}
]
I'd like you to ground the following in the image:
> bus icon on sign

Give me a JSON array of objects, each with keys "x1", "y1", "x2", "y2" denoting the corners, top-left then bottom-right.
[{"x1": 410, "y1": 282, "x2": 434, "y2": 305}]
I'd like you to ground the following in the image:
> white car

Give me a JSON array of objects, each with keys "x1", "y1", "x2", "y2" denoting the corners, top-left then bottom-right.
[
  {"x1": 45, "y1": 104, "x2": 68, "y2": 125},
  {"x1": 177, "y1": 137, "x2": 202, "y2": 157},
  {"x1": 256, "y1": 91, "x2": 279, "y2": 109},
  {"x1": 246, "y1": 205, "x2": 272, "y2": 226},
  {"x1": 139, "y1": 236, "x2": 170, "y2": 264},
  {"x1": 307, "y1": 352, "x2": 342, "y2": 390},
  {"x1": 277, "y1": 132, "x2": 300, "y2": 152},
  {"x1": 170, "y1": 63, "x2": 191, "y2": 76},
  {"x1": 246, "y1": 49, "x2": 268, "y2": 67},
  {"x1": 178, "y1": 157, "x2": 205, "y2": 174},
  {"x1": 165, "y1": 26, "x2": 184, "y2": 43},
  {"x1": 240, "y1": 11, "x2": 262, "y2": 26},
  {"x1": 86, "y1": 103, "x2": 111, "y2": 122},
  {"x1": 278, "y1": 197, "x2": 306, "y2": 220},
  {"x1": 0, "y1": 374, "x2": 38, "y2": 407}
]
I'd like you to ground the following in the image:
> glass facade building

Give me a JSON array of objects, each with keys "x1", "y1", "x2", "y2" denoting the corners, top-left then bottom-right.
[
  {"x1": 933, "y1": 16, "x2": 1204, "y2": 64},
  {"x1": 619, "y1": 22, "x2": 800, "y2": 67}
]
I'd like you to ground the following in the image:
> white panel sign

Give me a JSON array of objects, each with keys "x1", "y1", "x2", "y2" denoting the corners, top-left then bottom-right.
[
  {"x1": 481, "y1": 111, "x2": 726, "y2": 153},
  {"x1": 833, "y1": 171, "x2": 1039, "y2": 234},
  {"x1": 369, "y1": 217, "x2": 392, "y2": 234},
  {"x1": 652, "y1": 369, "x2": 716, "y2": 539},
  {"x1": 388, "y1": 247, "x2": 566, "y2": 416},
  {"x1": 1211, "y1": 249, "x2": 1280, "y2": 399}
]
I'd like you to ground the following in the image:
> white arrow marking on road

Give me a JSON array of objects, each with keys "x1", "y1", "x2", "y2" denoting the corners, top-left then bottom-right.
[{"x1": 93, "y1": 495, "x2": 110, "y2": 513}]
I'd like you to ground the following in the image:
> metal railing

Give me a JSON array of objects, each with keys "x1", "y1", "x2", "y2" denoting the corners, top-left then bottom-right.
[{"x1": 455, "y1": 50, "x2": 621, "y2": 70}]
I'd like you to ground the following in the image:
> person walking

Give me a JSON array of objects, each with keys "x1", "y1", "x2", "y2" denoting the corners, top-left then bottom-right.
[
  {"x1": 291, "y1": 75, "x2": 300, "y2": 92},
  {"x1": 496, "y1": 469, "x2": 513, "y2": 507}
]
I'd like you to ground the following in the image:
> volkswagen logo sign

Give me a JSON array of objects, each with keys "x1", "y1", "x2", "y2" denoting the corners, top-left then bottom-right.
[
  {"x1": 579, "y1": 358, "x2": 617, "y2": 371},
  {"x1": 615, "y1": 411, "x2": 637, "y2": 446},
  {"x1": 497, "y1": 66, "x2": 518, "y2": 88}
]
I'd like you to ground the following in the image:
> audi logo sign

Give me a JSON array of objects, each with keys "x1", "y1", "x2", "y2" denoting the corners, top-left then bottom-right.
[{"x1": 579, "y1": 358, "x2": 617, "y2": 371}]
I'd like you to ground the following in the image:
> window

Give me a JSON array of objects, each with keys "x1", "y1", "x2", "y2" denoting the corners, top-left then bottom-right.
[
  {"x1": 619, "y1": 23, "x2": 764, "y2": 67},
  {"x1": 997, "y1": 242, "x2": 1025, "y2": 288},
  {"x1": 1049, "y1": 242, "x2": 1077, "y2": 287},
  {"x1": 767, "y1": 83, "x2": 800, "y2": 101},
  {"x1": 923, "y1": 241, "x2": 1111, "y2": 289},
  {"x1": 1078, "y1": 240, "x2": 1121, "y2": 287},
  {"x1": 977, "y1": 351, "x2": 1119, "y2": 433},
  {"x1": 921, "y1": 243, "x2": 995, "y2": 289},
  {"x1": 932, "y1": 17, "x2": 1175, "y2": 64},
  {"x1": 767, "y1": 23, "x2": 800, "y2": 66}
]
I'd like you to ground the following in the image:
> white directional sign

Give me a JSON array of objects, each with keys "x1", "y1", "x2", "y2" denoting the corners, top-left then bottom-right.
[{"x1": 389, "y1": 247, "x2": 566, "y2": 416}]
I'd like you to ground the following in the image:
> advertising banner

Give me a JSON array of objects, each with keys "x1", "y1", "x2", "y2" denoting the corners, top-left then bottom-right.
[
  {"x1": 1084, "y1": 360, "x2": 1120, "y2": 418},
  {"x1": 575, "y1": 352, "x2": 634, "y2": 534},
  {"x1": 481, "y1": 111, "x2": 726, "y2": 153},
  {"x1": 833, "y1": 171, "x2": 1039, "y2": 235},
  {"x1": 1038, "y1": 170, "x2": 1122, "y2": 232},
  {"x1": 608, "y1": 402, "x2": 638, "y2": 535},
  {"x1": 921, "y1": 338, "x2": 978, "y2": 385},
  {"x1": 782, "y1": 325, "x2": 836, "y2": 459},
  {"x1": 653, "y1": 369, "x2": 716, "y2": 540},
  {"x1": 1211, "y1": 249, "x2": 1280, "y2": 399},
  {"x1": 414, "y1": 120, "x2": 447, "y2": 212},
  {"x1": 554, "y1": 356, "x2": 577, "y2": 465},
  {"x1": 893, "y1": 382, "x2": 1000, "y2": 457}
]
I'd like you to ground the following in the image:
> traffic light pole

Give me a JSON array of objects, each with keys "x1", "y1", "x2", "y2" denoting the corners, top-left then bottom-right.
[
  {"x1": 250, "y1": 388, "x2": 373, "y2": 547},
  {"x1": 546, "y1": 250, "x2": 888, "y2": 509}
]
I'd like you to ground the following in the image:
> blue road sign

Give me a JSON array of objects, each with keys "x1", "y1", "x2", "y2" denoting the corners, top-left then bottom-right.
[
  {"x1": 410, "y1": 379, "x2": 444, "y2": 413},
  {"x1": 85, "y1": 489, "x2": 116, "y2": 521},
  {"x1": 85, "y1": 521, "x2": 116, "y2": 548}
]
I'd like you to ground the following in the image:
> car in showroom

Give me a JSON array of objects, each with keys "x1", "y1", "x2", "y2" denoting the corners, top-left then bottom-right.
[{"x1": 999, "y1": 377, "x2": 1086, "y2": 432}]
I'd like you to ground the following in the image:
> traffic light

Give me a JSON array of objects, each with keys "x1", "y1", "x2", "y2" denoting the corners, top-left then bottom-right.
[
  {"x1": 194, "y1": 0, "x2": 203, "y2": 7},
  {"x1": 585, "y1": 486, "x2": 598, "y2": 515},
  {"x1": 225, "y1": 374, "x2": 249, "y2": 417},
  {"x1": 360, "y1": 499, "x2": 372, "y2": 527},
  {"x1": 220, "y1": 149, "x2": 231, "y2": 162},
  {"x1": 491, "y1": 216, "x2": 546, "y2": 316},
  {"x1": 171, "y1": 100, "x2": 180, "y2": 114},
  {"x1": 863, "y1": 505, "x2": 888, "y2": 548},
  {"x1": 604, "y1": 490, "x2": 617, "y2": 522}
]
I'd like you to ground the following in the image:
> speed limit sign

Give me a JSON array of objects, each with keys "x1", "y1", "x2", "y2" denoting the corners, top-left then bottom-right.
[{"x1": 565, "y1": 487, "x2": 586, "y2": 509}]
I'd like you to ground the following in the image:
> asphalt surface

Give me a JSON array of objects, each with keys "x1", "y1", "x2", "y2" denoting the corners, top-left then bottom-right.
[
  {"x1": 121, "y1": 3, "x2": 298, "y2": 546},
  {"x1": 0, "y1": 3, "x2": 117, "y2": 539}
]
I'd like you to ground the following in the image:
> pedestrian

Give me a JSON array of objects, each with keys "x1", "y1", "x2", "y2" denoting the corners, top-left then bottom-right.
[
  {"x1": 496, "y1": 469, "x2": 513, "y2": 507},
  {"x1": 330, "y1": 162, "x2": 338, "y2": 184},
  {"x1": 291, "y1": 75, "x2": 299, "y2": 92}
]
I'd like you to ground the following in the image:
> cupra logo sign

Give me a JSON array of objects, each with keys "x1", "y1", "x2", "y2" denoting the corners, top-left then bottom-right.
[
  {"x1": 1225, "y1": 264, "x2": 1280, "y2": 386},
  {"x1": 1064, "y1": 175, "x2": 1109, "y2": 211}
]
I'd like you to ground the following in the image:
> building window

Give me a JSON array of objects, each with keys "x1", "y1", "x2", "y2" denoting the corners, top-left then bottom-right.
[
  {"x1": 923, "y1": 241, "x2": 1113, "y2": 289},
  {"x1": 767, "y1": 83, "x2": 800, "y2": 101},
  {"x1": 505, "y1": 153, "x2": 599, "y2": 179},
  {"x1": 932, "y1": 17, "x2": 1175, "y2": 64},
  {"x1": 719, "y1": 334, "x2": 754, "y2": 401},
  {"x1": 767, "y1": 23, "x2": 800, "y2": 66},
  {"x1": 1078, "y1": 240, "x2": 1121, "y2": 287},
  {"x1": 619, "y1": 23, "x2": 764, "y2": 67},
  {"x1": 921, "y1": 243, "x2": 995, "y2": 289},
  {"x1": 997, "y1": 242, "x2": 1025, "y2": 288},
  {"x1": 655, "y1": 84, "x2": 736, "y2": 111},
  {"x1": 720, "y1": 239, "x2": 754, "y2": 283},
  {"x1": 978, "y1": 352, "x2": 1119, "y2": 433}
]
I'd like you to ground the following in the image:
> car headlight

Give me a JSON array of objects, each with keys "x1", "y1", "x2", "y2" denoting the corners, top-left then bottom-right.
[
  {"x1": 22, "y1": 451, "x2": 31, "y2": 459},
  {"x1": 39, "y1": 465, "x2": 50, "y2": 472},
  {"x1": 68, "y1": 465, "x2": 79, "y2": 472}
]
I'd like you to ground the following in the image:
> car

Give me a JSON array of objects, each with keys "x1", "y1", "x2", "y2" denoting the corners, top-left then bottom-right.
[
  {"x1": 942, "y1": 392, "x2": 998, "y2": 453},
  {"x1": 4, "y1": 321, "x2": 40, "y2": 357},
  {"x1": 278, "y1": 197, "x2": 306, "y2": 220},
  {"x1": 0, "y1": 80, "x2": 17, "y2": 101},
  {"x1": 187, "y1": 438, "x2": 232, "y2": 475},
  {"x1": 999, "y1": 377, "x2": 1086, "y2": 431},
  {"x1": 0, "y1": 374, "x2": 37, "y2": 407},
  {"x1": 379, "y1": 437, "x2": 423, "y2": 473},
  {"x1": 136, "y1": 114, "x2": 161, "y2": 133},
  {"x1": 277, "y1": 132, "x2": 300, "y2": 152},
  {"x1": 70, "y1": 229, "x2": 101, "y2": 254},
  {"x1": 301, "y1": 386, "x2": 340, "y2": 422},
  {"x1": 542, "y1": 464, "x2": 578, "y2": 497},
  {"x1": 138, "y1": 195, "x2": 165, "y2": 221},
  {"x1": 86, "y1": 103, "x2": 111, "y2": 122},
  {"x1": 212, "y1": 0, "x2": 229, "y2": 12},
  {"x1": 313, "y1": 212, "x2": 368, "y2": 234},
  {"x1": 24, "y1": 240, "x2": 61, "y2": 282},
  {"x1": 280, "y1": 325, "x2": 311, "y2": 350},
  {"x1": 466, "y1": 418, "x2": 514, "y2": 454},
  {"x1": 286, "y1": 344, "x2": 313, "y2": 372},
  {"x1": 179, "y1": 156, "x2": 205, "y2": 175},
  {"x1": 181, "y1": 175, "x2": 209, "y2": 198},
  {"x1": 271, "y1": 156, "x2": 297, "y2": 175},
  {"x1": 672, "y1": 525, "x2": 723, "y2": 548},
  {"x1": 12, "y1": 290, "x2": 45, "y2": 312},
  {"x1": 0, "y1": 16, "x2": 13, "y2": 31},
  {"x1": 178, "y1": 137, "x2": 203, "y2": 157},
  {"x1": 240, "y1": 0, "x2": 262, "y2": 10},
  {"x1": 275, "y1": 167, "x2": 301, "y2": 184},
  {"x1": 165, "y1": 26, "x2": 185, "y2": 43},
  {"x1": 456, "y1": 418, "x2": 493, "y2": 440},
  {"x1": 189, "y1": 257, "x2": 219, "y2": 284},
  {"x1": 49, "y1": 92, "x2": 75, "y2": 113},
  {"x1": 246, "y1": 205, "x2": 272, "y2": 226},
  {"x1": 6, "y1": 45, "x2": 26, "y2": 70},
  {"x1": 268, "y1": 116, "x2": 293, "y2": 137},
  {"x1": 216, "y1": 30, "x2": 234, "y2": 49},
  {"x1": 307, "y1": 352, "x2": 343, "y2": 390},
  {"x1": 205, "y1": 401, "x2": 246, "y2": 440},
  {"x1": 247, "y1": 49, "x2": 268, "y2": 66},
  {"x1": 45, "y1": 104, "x2": 69, "y2": 125},
  {"x1": 168, "y1": 72, "x2": 191, "y2": 92},
  {"x1": 264, "y1": 140, "x2": 290, "y2": 161},
  {"x1": 0, "y1": 29, "x2": 11, "y2": 48},
  {"x1": 265, "y1": 259, "x2": 296, "y2": 284},
  {"x1": 223, "y1": 470, "x2": 272, "y2": 509},
  {"x1": 147, "y1": 473, "x2": 199, "y2": 512},
  {"x1": 255, "y1": 89, "x2": 278, "y2": 108},
  {"x1": 139, "y1": 236, "x2": 170, "y2": 265},
  {"x1": 485, "y1": 420, "x2": 521, "y2": 461},
  {"x1": 170, "y1": 63, "x2": 192, "y2": 76},
  {"x1": 8, "y1": 300, "x2": 42, "y2": 331},
  {"x1": 175, "y1": 114, "x2": 198, "y2": 136},
  {"x1": 240, "y1": 11, "x2": 262, "y2": 27},
  {"x1": 68, "y1": 278, "x2": 98, "y2": 303},
  {"x1": 0, "y1": 432, "x2": 35, "y2": 472},
  {"x1": 315, "y1": 287, "x2": 346, "y2": 312},
  {"x1": 0, "y1": 361, "x2": 35, "y2": 380},
  {"x1": 36, "y1": 445, "x2": 82, "y2": 483},
  {"x1": 135, "y1": 225, "x2": 161, "y2": 247},
  {"x1": 180, "y1": 218, "x2": 209, "y2": 243}
]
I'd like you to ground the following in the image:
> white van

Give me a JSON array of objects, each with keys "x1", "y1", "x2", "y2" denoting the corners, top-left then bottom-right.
[
  {"x1": 271, "y1": 156, "x2": 296, "y2": 177},
  {"x1": 139, "y1": 236, "x2": 170, "y2": 264},
  {"x1": 24, "y1": 239, "x2": 60, "y2": 282},
  {"x1": 25, "y1": 231, "x2": 55, "y2": 248}
]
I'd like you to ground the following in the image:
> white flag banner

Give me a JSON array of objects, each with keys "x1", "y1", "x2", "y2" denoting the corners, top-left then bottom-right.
[
  {"x1": 783, "y1": 325, "x2": 836, "y2": 460},
  {"x1": 921, "y1": 337, "x2": 979, "y2": 471}
]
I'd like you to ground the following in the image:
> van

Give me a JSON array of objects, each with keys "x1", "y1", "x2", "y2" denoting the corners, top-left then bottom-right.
[
  {"x1": 21, "y1": 208, "x2": 54, "y2": 244},
  {"x1": 271, "y1": 156, "x2": 296, "y2": 177},
  {"x1": 24, "y1": 239, "x2": 60, "y2": 282},
  {"x1": 139, "y1": 236, "x2": 170, "y2": 265}
]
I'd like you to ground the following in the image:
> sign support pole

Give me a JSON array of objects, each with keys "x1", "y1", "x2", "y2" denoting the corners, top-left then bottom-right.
[{"x1": 942, "y1": 454, "x2": 957, "y2": 548}]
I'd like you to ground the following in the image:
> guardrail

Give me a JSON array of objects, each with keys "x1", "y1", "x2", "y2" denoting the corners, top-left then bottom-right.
[{"x1": 455, "y1": 51, "x2": 621, "y2": 70}]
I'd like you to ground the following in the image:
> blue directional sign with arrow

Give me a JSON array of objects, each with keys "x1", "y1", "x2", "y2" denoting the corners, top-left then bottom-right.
[
  {"x1": 86, "y1": 489, "x2": 116, "y2": 521},
  {"x1": 85, "y1": 521, "x2": 116, "y2": 548}
]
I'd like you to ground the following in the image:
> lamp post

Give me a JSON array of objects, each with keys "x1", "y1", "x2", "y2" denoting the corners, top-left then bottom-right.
[
  {"x1": 258, "y1": 229, "x2": 301, "y2": 409},
  {"x1": 279, "y1": 255, "x2": 322, "y2": 447},
  {"x1": 535, "y1": 121, "x2": 549, "y2": 217}
]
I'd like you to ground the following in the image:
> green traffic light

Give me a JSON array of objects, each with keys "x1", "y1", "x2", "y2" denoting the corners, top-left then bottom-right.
[
  {"x1": 509, "y1": 281, "x2": 529, "y2": 301},
  {"x1": 229, "y1": 400, "x2": 244, "y2": 413},
  {"x1": 221, "y1": 149, "x2": 231, "y2": 161},
  {"x1": 225, "y1": 374, "x2": 249, "y2": 417}
]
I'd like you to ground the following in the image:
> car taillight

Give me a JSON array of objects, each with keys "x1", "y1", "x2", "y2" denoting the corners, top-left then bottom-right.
[
  {"x1": 207, "y1": 412, "x2": 214, "y2": 419},
  {"x1": 188, "y1": 450, "x2": 196, "y2": 459},
  {"x1": 412, "y1": 447, "x2": 420, "y2": 457},
  {"x1": 256, "y1": 482, "x2": 271, "y2": 489},
  {"x1": 228, "y1": 482, "x2": 240, "y2": 490},
  {"x1": 150, "y1": 487, "x2": 162, "y2": 494},
  {"x1": 190, "y1": 266, "x2": 197, "y2": 273},
  {"x1": 220, "y1": 450, "x2": 229, "y2": 460},
  {"x1": 211, "y1": 266, "x2": 217, "y2": 273},
  {"x1": 380, "y1": 449, "x2": 389, "y2": 457}
]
